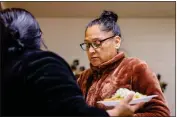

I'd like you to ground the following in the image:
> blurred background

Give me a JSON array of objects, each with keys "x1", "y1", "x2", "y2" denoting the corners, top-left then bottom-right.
[{"x1": 1, "y1": 1, "x2": 175, "y2": 116}]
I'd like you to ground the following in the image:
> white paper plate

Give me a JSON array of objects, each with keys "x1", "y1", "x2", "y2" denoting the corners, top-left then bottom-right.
[{"x1": 97, "y1": 95, "x2": 158, "y2": 106}]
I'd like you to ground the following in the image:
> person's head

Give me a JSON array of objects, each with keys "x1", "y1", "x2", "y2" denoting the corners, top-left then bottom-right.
[
  {"x1": 1, "y1": 17, "x2": 11, "y2": 59},
  {"x1": 0, "y1": 8, "x2": 43, "y2": 55},
  {"x1": 79, "y1": 66, "x2": 85, "y2": 71},
  {"x1": 157, "y1": 74, "x2": 161, "y2": 81},
  {"x1": 73, "y1": 59, "x2": 79, "y2": 66},
  {"x1": 71, "y1": 65, "x2": 77, "y2": 71},
  {"x1": 80, "y1": 10, "x2": 122, "y2": 67}
]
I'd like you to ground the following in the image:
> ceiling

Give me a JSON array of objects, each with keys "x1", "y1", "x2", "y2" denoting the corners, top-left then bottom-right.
[{"x1": 1, "y1": 1, "x2": 176, "y2": 18}]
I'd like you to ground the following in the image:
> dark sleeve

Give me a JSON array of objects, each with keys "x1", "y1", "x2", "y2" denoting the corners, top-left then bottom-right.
[{"x1": 25, "y1": 53, "x2": 109, "y2": 116}]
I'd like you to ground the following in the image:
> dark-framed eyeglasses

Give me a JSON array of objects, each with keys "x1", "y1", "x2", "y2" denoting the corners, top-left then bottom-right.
[{"x1": 80, "y1": 35, "x2": 116, "y2": 51}]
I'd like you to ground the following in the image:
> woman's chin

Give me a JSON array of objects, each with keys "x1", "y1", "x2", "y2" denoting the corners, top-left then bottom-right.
[{"x1": 91, "y1": 61, "x2": 101, "y2": 67}]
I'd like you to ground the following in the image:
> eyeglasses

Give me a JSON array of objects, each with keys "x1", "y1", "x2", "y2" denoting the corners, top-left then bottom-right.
[{"x1": 80, "y1": 35, "x2": 116, "y2": 51}]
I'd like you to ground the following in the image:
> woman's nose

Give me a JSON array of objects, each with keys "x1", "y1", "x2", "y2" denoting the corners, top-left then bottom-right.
[{"x1": 88, "y1": 45, "x2": 95, "y2": 53}]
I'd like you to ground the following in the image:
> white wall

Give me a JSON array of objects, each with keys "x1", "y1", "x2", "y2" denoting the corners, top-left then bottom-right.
[{"x1": 37, "y1": 18, "x2": 175, "y2": 116}]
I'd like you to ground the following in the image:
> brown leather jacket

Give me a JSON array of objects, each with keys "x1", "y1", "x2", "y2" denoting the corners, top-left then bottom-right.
[{"x1": 77, "y1": 52, "x2": 170, "y2": 117}]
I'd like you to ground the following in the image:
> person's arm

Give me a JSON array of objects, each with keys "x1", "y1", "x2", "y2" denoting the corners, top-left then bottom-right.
[
  {"x1": 24, "y1": 51, "x2": 143, "y2": 116},
  {"x1": 132, "y1": 61, "x2": 170, "y2": 117},
  {"x1": 25, "y1": 53, "x2": 109, "y2": 116}
]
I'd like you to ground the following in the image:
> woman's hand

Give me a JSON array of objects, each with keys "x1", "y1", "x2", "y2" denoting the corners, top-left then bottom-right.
[{"x1": 107, "y1": 93, "x2": 144, "y2": 117}]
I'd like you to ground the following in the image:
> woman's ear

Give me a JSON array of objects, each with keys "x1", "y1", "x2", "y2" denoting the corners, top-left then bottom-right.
[
  {"x1": 115, "y1": 43, "x2": 120, "y2": 49},
  {"x1": 114, "y1": 36, "x2": 121, "y2": 48},
  {"x1": 114, "y1": 36, "x2": 121, "y2": 45}
]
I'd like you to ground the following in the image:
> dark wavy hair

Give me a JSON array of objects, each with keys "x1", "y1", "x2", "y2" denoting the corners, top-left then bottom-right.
[
  {"x1": 1, "y1": 18, "x2": 13, "y2": 67},
  {"x1": 0, "y1": 8, "x2": 45, "y2": 53}
]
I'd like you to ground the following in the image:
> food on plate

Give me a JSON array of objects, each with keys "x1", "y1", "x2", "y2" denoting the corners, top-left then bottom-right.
[{"x1": 104, "y1": 88, "x2": 146, "y2": 101}]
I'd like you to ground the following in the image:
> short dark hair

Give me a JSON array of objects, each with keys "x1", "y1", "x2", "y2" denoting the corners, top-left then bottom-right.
[
  {"x1": 71, "y1": 65, "x2": 77, "y2": 71},
  {"x1": 0, "y1": 8, "x2": 42, "y2": 50},
  {"x1": 85, "y1": 10, "x2": 121, "y2": 37}
]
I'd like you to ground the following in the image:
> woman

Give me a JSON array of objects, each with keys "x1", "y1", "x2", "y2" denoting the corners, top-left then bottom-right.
[
  {"x1": 78, "y1": 10, "x2": 170, "y2": 116},
  {"x1": 1, "y1": 8, "x2": 143, "y2": 116}
]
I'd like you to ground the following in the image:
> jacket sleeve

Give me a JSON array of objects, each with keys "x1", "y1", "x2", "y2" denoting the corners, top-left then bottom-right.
[
  {"x1": 25, "y1": 53, "x2": 109, "y2": 116},
  {"x1": 132, "y1": 60, "x2": 170, "y2": 117}
]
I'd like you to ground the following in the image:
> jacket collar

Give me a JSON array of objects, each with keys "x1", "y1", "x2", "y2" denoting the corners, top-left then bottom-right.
[{"x1": 90, "y1": 51, "x2": 125, "y2": 77}]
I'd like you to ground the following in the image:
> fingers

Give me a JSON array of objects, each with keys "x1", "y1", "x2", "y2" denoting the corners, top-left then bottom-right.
[
  {"x1": 122, "y1": 93, "x2": 134, "y2": 104},
  {"x1": 131, "y1": 102, "x2": 145, "y2": 112}
]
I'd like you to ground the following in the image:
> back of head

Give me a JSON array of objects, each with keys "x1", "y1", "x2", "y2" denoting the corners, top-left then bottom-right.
[
  {"x1": 86, "y1": 10, "x2": 121, "y2": 37},
  {"x1": 1, "y1": 18, "x2": 11, "y2": 62},
  {"x1": 0, "y1": 8, "x2": 42, "y2": 52}
]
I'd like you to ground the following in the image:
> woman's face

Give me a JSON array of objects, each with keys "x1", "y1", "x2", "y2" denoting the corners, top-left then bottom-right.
[{"x1": 85, "y1": 25, "x2": 121, "y2": 67}]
